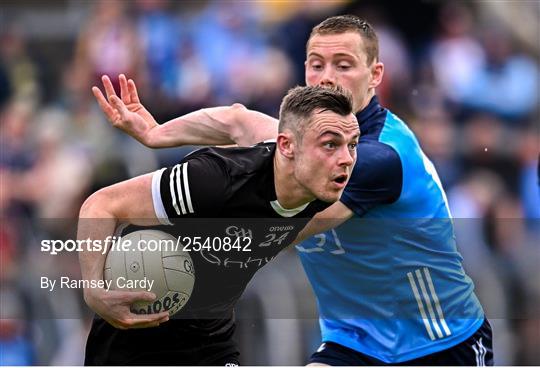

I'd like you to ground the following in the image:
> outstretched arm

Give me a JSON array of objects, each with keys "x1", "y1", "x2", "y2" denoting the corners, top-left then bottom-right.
[
  {"x1": 93, "y1": 74, "x2": 278, "y2": 148},
  {"x1": 153, "y1": 103, "x2": 279, "y2": 147},
  {"x1": 293, "y1": 201, "x2": 354, "y2": 244},
  {"x1": 78, "y1": 173, "x2": 169, "y2": 329}
]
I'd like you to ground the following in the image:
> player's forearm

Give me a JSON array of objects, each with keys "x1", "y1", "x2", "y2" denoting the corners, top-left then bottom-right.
[
  {"x1": 77, "y1": 193, "x2": 118, "y2": 287},
  {"x1": 145, "y1": 104, "x2": 278, "y2": 148},
  {"x1": 78, "y1": 174, "x2": 161, "y2": 289},
  {"x1": 144, "y1": 107, "x2": 239, "y2": 148},
  {"x1": 292, "y1": 202, "x2": 354, "y2": 244}
]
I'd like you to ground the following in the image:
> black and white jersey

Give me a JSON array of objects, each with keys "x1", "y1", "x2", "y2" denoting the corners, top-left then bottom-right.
[
  {"x1": 151, "y1": 142, "x2": 329, "y2": 318},
  {"x1": 153, "y1": 142, "x2": 327, "y2": 220},
  {"x1": 86, "y1": 142, "x2": 330, "y2": 365}
]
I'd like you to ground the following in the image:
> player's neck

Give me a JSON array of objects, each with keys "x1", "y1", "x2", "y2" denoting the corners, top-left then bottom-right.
[
  {"x1": 356, "y1": 89, "x2": 376, "y2": 114},
  {"x1": 273, "y1": 154, "x2": 315, "y2": 209}
]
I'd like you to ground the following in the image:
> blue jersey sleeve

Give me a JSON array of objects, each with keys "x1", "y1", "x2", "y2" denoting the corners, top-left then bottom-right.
[{"x1": 340, "y1": 141, "x2": 403, "y2": 217}]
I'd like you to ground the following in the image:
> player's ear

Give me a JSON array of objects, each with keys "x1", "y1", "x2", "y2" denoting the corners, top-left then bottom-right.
[
  {"x1": 368, "y1": 61, "x2": 384, "y2": 89},
  {"x1": 277, "y1": 132, "x2": 295, "y2": 159}
]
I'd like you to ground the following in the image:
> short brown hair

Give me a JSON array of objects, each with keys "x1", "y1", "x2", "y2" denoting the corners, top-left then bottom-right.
[
  {"x1": 308, "y1": 15, "x2": 379, "y2": 66},
  {"x1": 278, "y1": 85, "x2": 353, "y2": 137}
]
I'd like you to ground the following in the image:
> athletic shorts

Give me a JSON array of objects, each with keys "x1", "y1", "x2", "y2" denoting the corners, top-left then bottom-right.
[
  {"x1": 85, "y1": 318, "x2": 240, "y2": 366},
  {"x1": 309, "y1": 318, "x2": 493, "y2": 366}
]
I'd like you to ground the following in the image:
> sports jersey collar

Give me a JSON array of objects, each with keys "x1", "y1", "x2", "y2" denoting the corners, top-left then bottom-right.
[
  {"x1": 262, "y1": 143, "x2": 315, "y2": 217},
  {"x1": 270, "y1": 200, "x2": 311, "y2": 217},
  {"x1": 356, "y1": 95, "x2": 383, "y2": 129}
]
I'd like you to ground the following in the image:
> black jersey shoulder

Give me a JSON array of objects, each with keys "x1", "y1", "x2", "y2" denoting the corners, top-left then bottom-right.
[
  {"x1": 184, "y1": 142, "x2": 276, "y2": 178},
  {"x1": 158, "y1": 142, "x2": 329, "y2": 219}
]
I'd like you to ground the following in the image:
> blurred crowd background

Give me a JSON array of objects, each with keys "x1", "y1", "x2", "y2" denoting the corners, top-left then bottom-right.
[{"x1": 0, "y1": 0, "x2": 538, "y2": 365}]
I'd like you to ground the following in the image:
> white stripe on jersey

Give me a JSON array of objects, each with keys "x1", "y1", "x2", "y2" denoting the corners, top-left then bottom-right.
[
  {"x1": 175, "y1": 163, "x2": 187, "y2": 215},
  {"x1": 183, "y1": 162, "x2": 194, "y2": 214},
  {"x1": 152, "y1": 168, "x2": 173, "y2": 225},
  {"x1": 407, "y1": 272, "x2": 436, "y2": 341},
  {"x1": 169, "y1": 165, "x2": 181, "y2": 215},
  {"x1": 409, "y1": 268, "x2": 453, "y2": 340},
  {"x1": 168, "y1": 163, "x2": 194, "y2": 216},
  {"x1": 415, "y1": 269, "x2": 444, "y2": 339},
  {"x1": 423, "y1": 267, "x2": 452, "y2": 337}
]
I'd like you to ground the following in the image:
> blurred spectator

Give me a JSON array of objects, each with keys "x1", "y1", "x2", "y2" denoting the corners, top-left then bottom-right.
[
  {"x1": 460, "y1": 113, "x2": 521, "y2": 194},
  {"x1": 483, "y1": 193, "x2": 539, "y2": 364},
  {"x1": 72, "y1": 0, "x2": 143, "y2": 101},
  {"x1": 413, "y1": 107, "x2": 462, "y2": 189},
  {"x1": 0, "y1": 100, "x2": 38, "y2": 222},
  {"x1": 235, "y1": 46, "x2": 294, "y2": 116},
  {"x1": 448, "y1": 171, "x2": 515, "y2": 364},
  {"x1": 0, "y1": 289, "x2": 35, "y2": 365},
  {"x1": 368, "y1": 10, "x2": 413, "y2": 113},
  {"x1": 0, "y1": 227, "x2": 35, "y2": 365},
  {"x1": 26, "y1": 111, "x2": 93, "y2": 220},
  {"x1": 190, "y1": 1, "x2": 270, "y2": 104},
  {"x1": 135, "y1": 0, "x2": 181, "y2": 98},
  {"x1": 133, "y1": 0, "x2": 187, "y2": 120},
  {"x1": 516, "y1": 126, "x2": 540, "y2": 226},
  {"x1": 270, "y1": 10, "x2": 321, "y2": 86},
  {"x1": 461, "y1": 25, "x2": 539, "y2": 123},
  {"x1": 0, "y1": 61, "x2": 11, "y2": 109},
  {"x1": 429, "y1": 3, "x2": 485, "y2": 115},
  {"x1": 430, "y1": 3, "x2": 538, "y2": 122},
  {"x1": 0, "y1": 25, "x2": 41, "y2": 107},
  {"x1": 171, "y1": 37, "x2": 212, "y2": 112},
  {"x1": 0, "y1": 100, "x2": 36, "y2": 172}
]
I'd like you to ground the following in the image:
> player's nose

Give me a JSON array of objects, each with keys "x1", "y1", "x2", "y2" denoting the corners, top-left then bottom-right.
[
  {"x1": 319, "y1": 68, "x2": 337, "y2": 87},
  {"x1": 338, "y1": 146, "x2": 355, "y2": 167}
]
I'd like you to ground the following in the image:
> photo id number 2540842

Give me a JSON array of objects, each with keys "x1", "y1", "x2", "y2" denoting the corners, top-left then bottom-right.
[{"x1": 180, "y1": 236, "x2": 251, "y2": 252}]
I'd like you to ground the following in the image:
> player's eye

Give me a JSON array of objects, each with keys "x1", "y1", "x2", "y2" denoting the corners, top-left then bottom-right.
[
  {"x1": 311, "y1": 64, "x2": 323, "y2": 71},
  {"x1": 323, "y1": 141, "x2": 336, "y2": 149},
  {"x1": 337, "y1": 64, "x2": 351, "y2": 70},
  {"x1": 348, "y1": 142, "x2": 358, "y2": 150}
]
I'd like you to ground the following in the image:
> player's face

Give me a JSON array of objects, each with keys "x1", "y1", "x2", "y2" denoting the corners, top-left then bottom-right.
[
  {"x1": 305, "y1": 32, "x2": 379, "y2": 113},
  {"x1": 295, "y1": 109, "x2": 359, "y2": 203}
]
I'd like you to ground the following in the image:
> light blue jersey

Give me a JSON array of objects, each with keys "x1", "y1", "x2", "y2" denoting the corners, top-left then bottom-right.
[{"x1": 297, "y1": 97, "x2": 484, "y2": 363}]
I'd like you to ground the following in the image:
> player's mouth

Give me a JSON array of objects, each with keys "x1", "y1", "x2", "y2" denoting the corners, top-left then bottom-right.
[{"x1": 331, "y1": 174, "x2": 349, "y2": 188}]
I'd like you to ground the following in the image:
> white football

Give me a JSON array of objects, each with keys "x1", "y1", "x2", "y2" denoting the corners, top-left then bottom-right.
[{"x1": 104, "y1": 229, "x2": 195, "y2": 316}]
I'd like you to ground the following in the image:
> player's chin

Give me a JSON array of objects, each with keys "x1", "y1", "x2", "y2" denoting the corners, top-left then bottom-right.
[{"x1": 318, "y1": 188, "x2": 344, "y2": 203}]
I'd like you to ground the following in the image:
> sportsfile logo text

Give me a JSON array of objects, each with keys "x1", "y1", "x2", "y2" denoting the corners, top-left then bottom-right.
[
  {"x1": 40, "y1": 235, "x2": 252, "y2": 255},
  {"x1": 42, "y1": 236, "x2": 134, "y2": 255}
]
